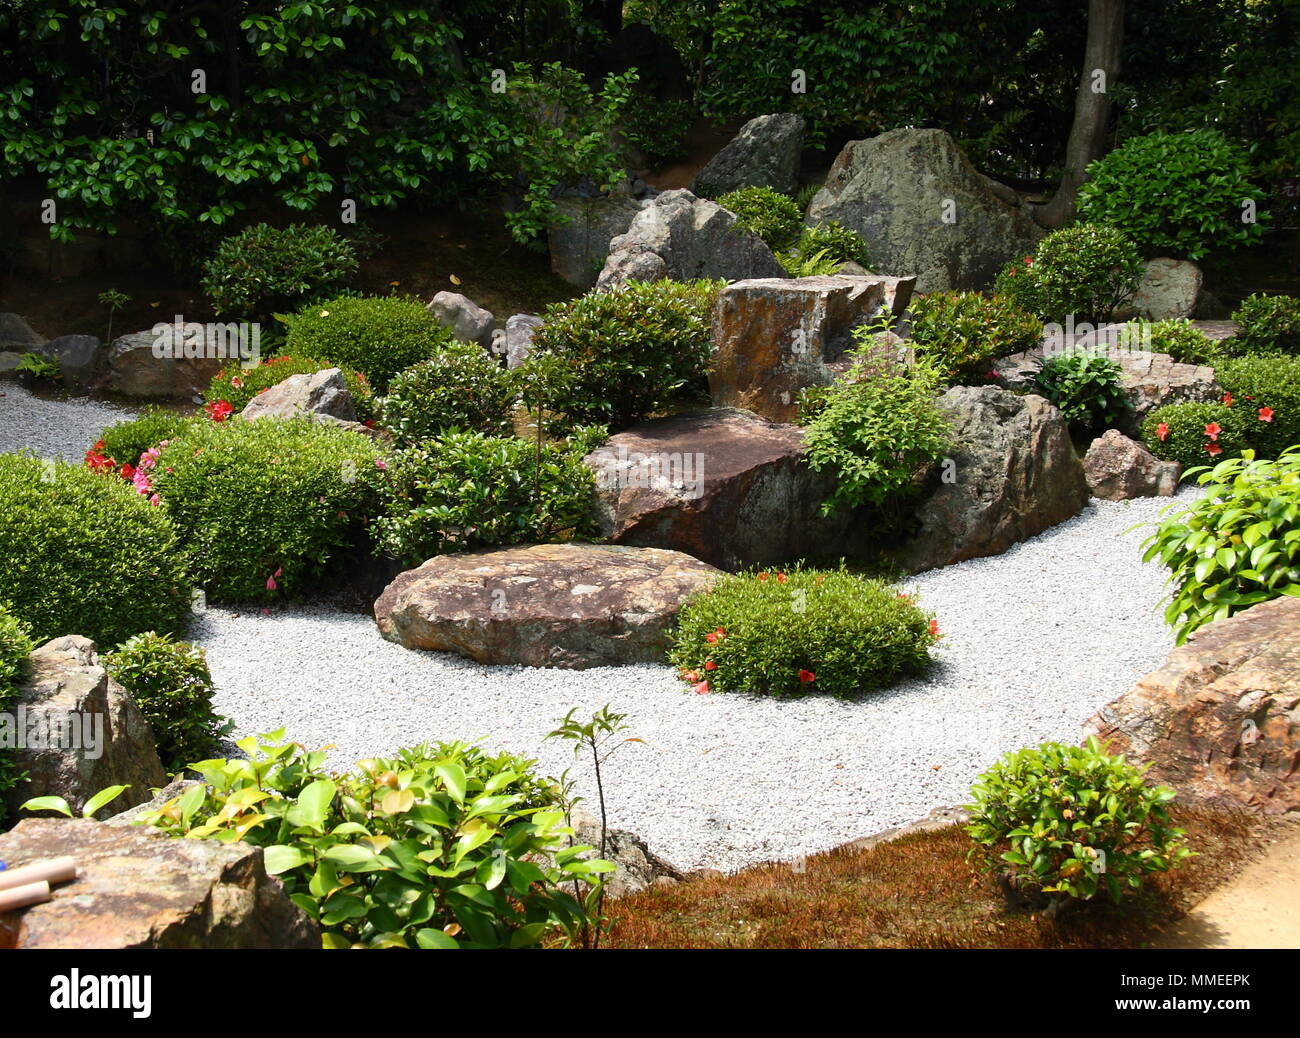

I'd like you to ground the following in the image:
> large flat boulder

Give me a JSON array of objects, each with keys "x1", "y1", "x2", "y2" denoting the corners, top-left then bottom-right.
[
  {"x1": 584, "y1": 408, "x2": 860, "y2": 570},
  {"x1": 375, "y1": 543, "x2": 720, "y2": 669},
  {"x1": 1085, "y1": 596, "x2": 1300, "y2": 815},
  {"x1": 890, "y1": 387, "x2": 1090, "y2": 573},
  {"x1": 596, "y1": 189, "x2": 787, "y2": 291},
  {"x1": 0, "y1": 818, "x2": 319, "y2": 949},
  {"x1": 548, "y1": 193, "x2": 642, "y2": 288},
  {"x1": 708, "y1": 274, "x2": 915, "y2": 422},
  {"x1": 0, "y1": 312, "x2": 44, "y2": 351},
  {"x1": 104, "y1": 327, "x2": 225, "y2": 399},
  {"x1": 807, "y1": 128, "x2": 1044, "y2": 292},
  {"x1": 240, "y1": 367, "x2": 356, "y2": 422},
  {"x1": 691, "y1": 113, "x2": 805, "y2": 198},
  {"x1": 3, "y1": 636, "x2": 166, "y2": 821}
]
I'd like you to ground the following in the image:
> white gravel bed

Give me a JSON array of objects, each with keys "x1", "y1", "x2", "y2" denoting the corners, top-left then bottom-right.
[
  {"x1": 193, "y1": 488, "x2": 1198, "y2": 873},
  {"x1": 0, "y1": 382, "x2": 138, "y2": 462}
]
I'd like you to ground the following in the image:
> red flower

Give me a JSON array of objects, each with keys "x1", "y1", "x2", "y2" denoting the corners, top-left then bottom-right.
[
  {"x1": 683, "y1": 670, "x2": 700, "y2": 683},
  {"x1": 1259, "y1": 407, "x2": 1274, "y2": 423},
  {"x1": 798, "y1": 670, "x2": 815, "y2": 684},
  {"x1": 705, "y1": 632, "x2": 719, "y2": 644},
  {"x1": 757, "y1": 572, "x2": 769, "y2": 582},
  {"x1": 1156, "y1": 422, "x2": 1169, "y2": 441},
  {"x1": 205, "y1": 399, "x2": 234, "y2": 422},
  {"x1": 120, "y1": 463, "x2": 136, "y2": 481},
  {"x1": 1204, "y1": 422, "x2": 1221, "y2": 441},
  {"x1": 704, "y1": 660, "x2": 717, "y2": 671},
  {"x1": 1223, "y1": 392, "x2": 1233, "y2": 407},
  {"x1": 692, "y1": 680, "x2": 709, "y2": 695},
  {"x1": 1206, "y1": 443, "x2": 1223, "y2": 456},
  {"x1": 1023, "y1": 255, "x2": 1033, "y2": 265},
  {"x1": 929, "y1": 619, "x2": 941, "y2": 639},
  {"x1": 776, "y1": 572, "x2": 787, "y2": 584}
]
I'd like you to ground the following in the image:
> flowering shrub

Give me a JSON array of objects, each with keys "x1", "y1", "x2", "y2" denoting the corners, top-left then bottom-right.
[
  {"x1": 1141, "y1": 401, "x2": 1252, "y2": 471},
  {"x1": 207, "y1": 355, "x2": 377, "y2": 423},
  {"x1": 1141, "y1": 447, "x2": 1300, "y2": 643},
  {"x1": 150, "y1": 417, "x2": 383, "y2": 602},
  {"x1": 0, "y1": 453, "x2": 192, "y2": 647},
  {"x1": 0, "y1": 603, "x2": 35, "y2": 827},
  {"x1": 1215, "y1": 354, "x2": 1300, "y2": 459},
  {"x1": 906, "y1": 291, "x2": 1041, "y2": 384},
  {"x1": 966, "y1": 738, "x2": 1191, "y2": 910},
  {"x1": 94, "y1": 409, "x2": 199, "y2": 476},
  {"x1": 1031, "y1": 349, "x2": 1130, "y2": 434},
  {"x1": 1230, "y1": 294, "x2": 1300, "y2": 357},
  {"x1": 378, "y1": 346, "x2": 520, "y2": 447},
  {"x1": 993, "y1": 224, "x2": 1143, "y2": 323},
  {"x1": 668, "y1": 566, "x2": 940, "y2": 698}
]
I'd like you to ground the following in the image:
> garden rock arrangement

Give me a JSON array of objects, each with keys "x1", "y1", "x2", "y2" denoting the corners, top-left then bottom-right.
[
  {"x1": 3, "y1": 636, "x2": 166, "y2": 820},
  {"x1": 1083, "y1": 430, "x2": 1181, "y2": 501},
  {"x1": 690, "y1": 112, "x2": 805, "y2": 198},
  {"x1": 585, "y1": 408, "x2": 857, "y2": 570},
  {"x1": 548, "y1": 191, "x2": 644, "y2": 287},
  {"x1": 891, "y1": 387, "x2": 1090, "y2": 573},
  {"x1": 374, "y1": 543, "x2": 721, "y2": 668},
  {"x1": 596, "y1": 188, "x2": 787, "y2": 290},
  {"x1": 1086, "y1": 596, "x2": 1300, "y2": 815},
  {"x1": 806, "y1": 128, "x2": 1043, "y2": 292},
  {"x1": 709, "y1": 273, "x2": 916, "y2": 422},
  {"x1": 105, "y1": 327, "x2": 225, "y2": 398},
  {"x1": 36, "y1": 333, "x2": 101, "y2": 393},
  {"x1": 0, "y1": 818, "x2": 319, "y2": 949}
]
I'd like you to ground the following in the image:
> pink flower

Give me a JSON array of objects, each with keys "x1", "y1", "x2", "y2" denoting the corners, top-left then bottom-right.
[
  {"x1": 1156, "y1": 422, "x2": 1169, "y2": 442},
  {"x1": 692, "y1": 680, "x2": 709, "y2": 695},
  {"x1": 375, "y1": 459, "x2": 387, "y2": 471},
  {"x1": 1259, "y1": 407, "x2": 1275, "y2": 423},
  {"x1": 148, "y1": 493, "x2": 160, "y2": 506},
  {"x1": 266, "y1": 567, "x2": 282, "y2": 591}
]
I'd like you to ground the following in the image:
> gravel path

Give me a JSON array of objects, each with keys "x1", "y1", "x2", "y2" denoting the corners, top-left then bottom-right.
[
  {"x1": 192, "y1": 490, "x2": 1197, "y2": 873},
  {"x1": 0, "y1": 382, "x2": 137, "y2": 462}
]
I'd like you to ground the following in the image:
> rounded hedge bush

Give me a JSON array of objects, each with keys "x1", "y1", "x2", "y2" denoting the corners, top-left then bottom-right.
[
  {"x1": 150, "y1": 417, "x2": 383, "y2": 602},
  {"x1": 1215, "y1": 354, "x2": 1300, "y2": 458},
  {"x1": 907, "y1": 291, "x2": 1041, "y2": 384},
  {"x1": 1119, "y1": 319, "x2": 1219, "y2": 367},
  {"x1": 1231, "y1": 293, "x2": 1300, "y2": 356},
  {"x1": 0, "y1": 454, "x2": 192, "y2": 647},
  {"x1": 284, "y1": 295, "x2": 456, "y2": 390},
  {"x1": 1141, "y1": 401, "x2": 1251, "y2": 470},
  {"x1": 378, "y1": 346, "x2": 520, "y2": 446},
  {"x1": 201, "y1": 223, "x2": 358, "y2": 319},
  {"x1": 1031, "y1": 349, "x2": 1130, "y2": 435},
  {"x1": 667, "y1": 566, "x2": 940, "y2": 698},
  {"x1": 716, "y1": 186, "x2": 803, "y2": 250},
  {"x1": 994, "y1": 224, "x2": 1143, "y2": 323},
  {"x1": 1077, "y1": 130, "x2": 1267, "y2": 260},
  {"x1": 0, "y1": 602, "x2": 35, "y2": 827},
  {"x1": 95, "y1": 408, "x2": 200, "y2": 470},
  {"x1": 206, "y1": 355, "x2": 377, "y2": 423}
]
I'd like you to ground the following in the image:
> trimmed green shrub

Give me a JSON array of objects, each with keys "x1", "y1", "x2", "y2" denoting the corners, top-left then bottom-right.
[
  {"x1": 206, "y1": 355, "x2": 377, "y2": 424},
  {"x1": 138, "y1": 731, "x2": 610, "y2": 949},
  {"x1": 284, "y1": 294, "x2": 455, "y2": 390},
  {"x1": 716, "y1": 186, "x2": 802, "y2": 250},
  {"x1": 801, "y1": 345, "x2": 953, "y2": 515},
  {"x1": 1119, "y1": 319, "x2": 1220, "y2": 367},
  {"x1": 522, "y1": 279, "x2": 720, "y2": 433},
  {"x1": 993, "y1": 224, "x2": 1143, "y2": 323},
  {"x1": 966, "y1": 737, "x2": 1191, "y2": 909},
  {"x1": 778, "y1": 220, "x2": 871, "y2": 275},
  {"x1": 1141, "y1": 401, "x2": 1251, "y2": 471},
  {"x1": 201, "y1": 223, "x2": 358, "y2": 319},
  {"x1": 150, "y1": 417, "x2": 382, "y2": 602},
  {"x1": 0, "y1": 603, "x2": 35, "y2": 828},
  {"x1": 1141, "y1": 447, "x2": 1300, "y2": 643},
  {"x1": 105, "y1": 632, "x2": 225, "y2": 771},
  {"x1": 1032, "y1": 349, "x2": 1131, "y2": 434},
  {"x1": 668, "y1": 565, "x2": 939, "y2": 698},
  {"x1": 1077, "y1": 130, "x2": 1268, "y2": 260},
  {"x1": 0, "y1": 454, "x2": 192, "y2": 647},
  {"x1": 1216, "y1": 354, "x2": 1300, "y2": 459},
  {"x1": 374, "y1": 429, "x2": 603, "y2": 565},
  {"x1": 95, "y1": 408, "x2": 199, "y2": 470},
  {"x1": 378, "y1": 346, "x2": 520, "y2": 446},
  {"x1": 1231, "y1": 293, "x2": 1300, "y2": 355},
  {"x1": 907, "y1": 291, "x2": 1042, "y2": 384}
]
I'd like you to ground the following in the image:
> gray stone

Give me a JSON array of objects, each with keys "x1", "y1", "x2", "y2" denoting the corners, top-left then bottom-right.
[
  {"x1": 0, "y1": 313, "x2": 44, "y2": 350},
  {"x1": 548, "y1": 193, "x2": 642, "y2": 288},
  {"x1": 690, "y1": 113, "x2": 805, "y2": 198},
  {"x1": 105, "y1": 327, "x2": 225, "y2": 399},
  {"x1": 427, "y1": 292, "x2": 495, "y2": 352},
  {"x1": 1122, "y1": 258, "x2": 1203, "y2": 320},
  {"x1": 569, "y1": 807, "x2": 685, "y2": 899},
  {"x1": 807, "y1": 128, "x2": 1045, "y2": 292},
  {"x1": 0, "y1": 351, "x2": 22, "y2": 374},
  {"x1": 1083, "y1": 429, "x2": 1181, "y2": 501},
  {"x1": 596, "y1": 189, "x2": 788, "y2": 291},
  {"x1": 504, "y1": 313, "x2": 544, "y2": 370},
  {"x1": 38, "y1": 334, "x2": 101, "y2": 394},
  {"x1": 240, "y1": 367, "x2": 355, "y2": 422}
]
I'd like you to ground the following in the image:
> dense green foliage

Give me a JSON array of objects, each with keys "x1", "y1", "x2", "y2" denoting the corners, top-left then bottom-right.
[
  {"x1": 619, "y1": 98, "x2": 698, "y2": 167},
  {"x1": 1141, "y1": 402, "x2": 1250, "y2": 471},
  {"x1": 379, "y1": 348, "x2": 520, "y2": 447},
  {"x1": 716, "y1": 186, "x2": 802, "y2": 249},
  {"x1": 374, "y1": 429, "x2": 604, "y2": 565},
  {"x1": 778, "y1": 221, "x2": 872, "y2": 276},
  {"x1": 1216, "y1": 355, "x2": 1300, "y2": 459},
  {"x1": 1032, "y1": 350, "x2": 1130, "y2": 435},
  {"x1": 966, "y1": 738, "x2": 1190, "y2": 908},
  {"x1": 105, "y1": 632, "x2": 225, "y2": 770},
  {"x1": 523, "y1": 279, "x2": 720, "y2": 433},
  {"x1": 994, "y1": 225, "x2": 1143, "y2": 324},
  {"x1": 206, "y1": 355, "x2": 378, "y2": 423},
  {"x1": 150, "y1": 416, "x2": 382, "y2": 602},
  {"x1": 1077, "y1": 131, "x2": 1268, "y2": 260},
  {"x1": 1141, "y1": 448, "x2": 1300, "y2": 643},
  {"x1": 0, "y1": 453, "x2": 191, "y2": 647},
  {"x1": 202, "y1": 224, "x2": 358, "y2": 319},
  {"x1": 96, "y1": 408, "x2": 200, "y2": 470},
  {"x1": 138, "y1": 731, "x2": 612, "y2": 948},
  {"x1": 0, "y1": 603, "x2": 35, "y2": 828},
  {"x1": 906, "y1": 291, "x2": 1041, "y2": 384},
  {"x1": 284, "y1": 295, "x2": 455, "y2": 391},
  {"x1": 1120, "y1": 319, "x2": 1220, "y2": 367},
  {"x1": 1231, "y1": 294, "x2": 1300, "y2": 356},
  {"x1": 669, "y1": 566, "x2": 938, "y2": 698}
]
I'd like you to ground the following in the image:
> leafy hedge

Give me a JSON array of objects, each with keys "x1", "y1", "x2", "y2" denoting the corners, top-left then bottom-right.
[{"x1": 0, "y1": 603, "x2": 35, "y2": 828}]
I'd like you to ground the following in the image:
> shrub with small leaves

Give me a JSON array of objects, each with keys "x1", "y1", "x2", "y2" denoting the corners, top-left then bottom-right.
[
  {"x1": 1141, "y1": 401, "x2": 1251, "y2": 471},
  {"x1": 966, "y1": 737, "x2": 1192, "y2": 910},
  {"x1": 378, "y1": 347, "x2": 520, "y2": 446},
  {"x1": 668, "y1": 565, "x2": 939, "y2": 698},
  {"x1": 0, "y1": 603, "x2": 35, "y2": 828},
  {"x1": 206, "y1": 356, "x2": 377, "y2": 424},
  {"x1": 201, "y1": 223, "x2": 358, "y2": 319},
  {"x1": 96, "y1": 408, "x2": 200, "y2": 471},
  {"x1": 1231, "y1": 293, "x2": 1300, "y2": 356},
  {"x1": 716, "y1": 186, "x2": 802, "y2": 250},
  {"x1": 1032, "y1": 349, "x2": 1130, "y2": 434},
  {"x1": 907, "y1": 291, "x2": 1042, "y2": 384},
  {"x1": 1140, "y1": 447, "x2": 1300, "y2": 643},
  {"x1": 1119, "y1": 319, "x2": 1221, "y2": 367},
  {"x1": 1216, "y1": 354, "x2": 1300, "y2": 459},
  {"x1": 993, "y1": 224, "x2": 1143, "y2": 323},
  {"x1": 105, "y1": 632, "x2": 226, "y2": 771}
]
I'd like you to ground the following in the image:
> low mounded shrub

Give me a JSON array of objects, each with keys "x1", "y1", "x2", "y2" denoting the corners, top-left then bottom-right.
[
  {"x1": 0, "y1": 454, "x2": 192, "y2": 647},
  {"x1": 668, "y1": 566, "x2": 940, "y2": 698},
  {"x1": 1141, "y1": 401, "x2": 1251, "y2": 471},
  {"x1": 378, "y1": 346, "x2": 520, "y2": 446},
  {"x1": 994, "y1": 224, "x2": 1143, "y2": 323},
  {"x1": 201, "y1": 223, "x2": 358, "y2": 319},
  {"x1": 138, "y1": 731, "x2": 611, "y2": 949},
  {"x1": 1032, "y1": 349, "x2": 1130, "y2": 434},
  {"x1": 966, "y1": 737, "x2": 1191, "y2": 909},
  {"x1": 1216, "y1": 354, "x2": 1300, "y2": 458},
  {"x1": 0, "y1": 603, "x2": 35, "y2": 827},
  {"x1": 104, "y1": 632, "x2": 226, "y2": 771},
  {"x1": 1141, "y1": 447, "x2": 1300, "y2": 643},
  {"x1": 716, "y1": 186, "x2": 802, "y2": 250},
  {"x1": 1231, "y1": 293, "x2": 1300, "y2": 355},
  {"x1": 95, "y1": 408, "x2": 199, "y2": 471},
  {"x1": 907, "y1": 291, "x2": 1042, "y2": 384},
  {"x1": 1077, "y1": 130, "x2": 1268, "y2": 260},
  {"x1": 150, "y1": 416, "x2": 383, "y2": 602},
  {"x1": 373, "y1": 429, "x2": 603, "y2": 565},
  {"x1": 207, "y1": 355, "x2": 377, "y2": 424},
  {"x1": 284, "y1": 294, "x2": 456, "y2": 390},
  {"x1": 778, "y1": 221, "x2": 872, "y2": 275},
  {"x1": 522, "y1": 279, "x2": 720, "y2": 433},
  {"x1": 1119, "y1": 319, "x2": 1220, "y2": 367}
]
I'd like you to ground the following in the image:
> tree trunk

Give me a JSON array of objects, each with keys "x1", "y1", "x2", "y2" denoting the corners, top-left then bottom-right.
[{"x1": 1032, "y1": 0, "x2": 1126, "y2": 229}]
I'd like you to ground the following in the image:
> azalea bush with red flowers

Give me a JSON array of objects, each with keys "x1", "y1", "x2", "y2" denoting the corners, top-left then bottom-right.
[
  {"x1": 667, "y1": 566, "x2": 939, "y2": 698},
  {"x1": 149, "y1": 416, "x2": 384, "y2": 602},
  {"x1": 1216, "y1": 355, "x2": 1300, "y2": 459},
  {"x1": 93, "y1": 408, "x2": 200, "y2": 478},
  {"x1": 992, "y1": 224, "x2": 1143, "y2": 323},
  {"x1": 1141, "y1": 401, "x2": 1251, "y2": 472},
  {"x1": 206, "y1": 356, "x2": 377, "y2": 423}
]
